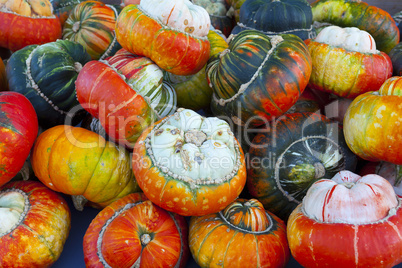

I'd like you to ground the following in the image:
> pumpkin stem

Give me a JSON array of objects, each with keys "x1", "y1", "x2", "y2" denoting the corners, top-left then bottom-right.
[
  {"x1": 71, "y1": 195, "x2": 88, "y2": 211},
  {"x1": 72, "y1": 21, "x2": 81, "y2": 33},
  {"x1": 394, "y1": 165, "x2": 402, "y2": 187},
  {"x1": 74, "y1": 62, "x2": 83, "y2": 73},
  {"x1": 141, "y1": 233, "x2": 151, "y2": 245},
  {"x1": 314, "y1": 162, "x2": 326, "y2": 179}
]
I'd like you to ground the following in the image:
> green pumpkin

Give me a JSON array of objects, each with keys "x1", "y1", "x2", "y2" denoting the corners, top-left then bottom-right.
[
  {"x1": 389, "y1": 42, "x2": 402, "y2": 77},
  {"x1": 232, "y1": 0, "x2": 316, "y2": 40},
  {"x1": 207, "y1": 30, "x2": 312, "y2": 127},
  {"x1": 311, "y1": 0, "x2": 400, "y2": 53},
  {"x1": 247, "y1": 112, "x2": 357, "y2": 221},
  {"x1": 50, "y1": 0, "x2": 83, "y2": 26},
  {"x1": 6, "y1": 39, "x2": 91, "y2": 129}
]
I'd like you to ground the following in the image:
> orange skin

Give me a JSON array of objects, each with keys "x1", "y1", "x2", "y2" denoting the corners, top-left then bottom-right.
[
  {"x1": 116, "y1": 5, "x2": 210, "y2": 76},
  {"x1": 343, "y1": 77, "x2": 402, "y2": 165},
  {"x1": 0, "y1": 181, "x2": 71, "y2": 268},
  {"x1": 0, "y1": 92, "x2": 38, "y2": 187},
  {"x1": 132, "y1": 120, "x2": 247, "y2": 217},
  {"x1": 31, "y1": 125, "x2": 139, "y2": 207},
  {"x1": 189, "y1": 199, "x2": 290, "y2": 268},
  {"x1": 306, "y1": 39, "x2": 393, "y2": 98},
  {"x1": 75, "y1": 60, "x2": 157, "y2": 149},
  {"x1": 287, "y1": 203, "x2": 402, "y2": 268},
  {"x1": 0, "y1": 12, "x2": 62, "y2": 52},
  {"x1": 84, "y1": 192, "x2": 189, "y2": 268}
]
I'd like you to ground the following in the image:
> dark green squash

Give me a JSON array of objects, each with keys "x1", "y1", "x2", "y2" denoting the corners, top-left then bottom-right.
[
  {"x1": 247, "y1": 112, "x2": 357, "y2": 221},
  {"x1": 231, "y1": 0, "x2": 316, "y2": 40},
  {"x1": 389, "y1": 42, "x2": 402, "y2": 77},
  {"x1": 207, "y1": 30, "x2": 312, "y2": 127},
  {"x1": 311, "y1": 0, "x2": 400, "y2": 54},
  {"x1": 50, "y1": 0, "x2": 83, "y2": 27},
  {"x1": 6, "y1": 39, "x2": 91, "y2": 129}
]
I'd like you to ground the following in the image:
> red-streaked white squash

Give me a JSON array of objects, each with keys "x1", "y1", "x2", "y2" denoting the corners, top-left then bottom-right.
[{"x1": 287, "y1": 170, "x2": 402, "y2": 268}]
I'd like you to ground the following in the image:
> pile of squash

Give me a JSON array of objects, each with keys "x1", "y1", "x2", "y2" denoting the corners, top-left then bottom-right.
[{"x1": 1, "y1": 0, "x2": 402, "y2": 267}]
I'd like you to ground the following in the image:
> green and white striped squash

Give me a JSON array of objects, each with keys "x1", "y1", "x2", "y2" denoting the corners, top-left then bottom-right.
[{"x1": 106, "y1": 49, "x2": 177, "y2": 118}]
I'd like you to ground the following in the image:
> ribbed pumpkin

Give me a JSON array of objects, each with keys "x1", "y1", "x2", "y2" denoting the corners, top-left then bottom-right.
[
  {"x1": 389, "y1": 42, "x2": 402, "y2": 76},
  {"x1": 247, "y1": 112, "x2": 356, "y2": 220},
  {"x1": 63, "y1": 0, "x2": 121, "y2": 60},
  {"x1": 105, "y1": 48, "x2": 177, "y2": 118},
  {"x1": 0, "y1": 92, "x2": 38, "y2": 187},
  {"x1": 232, "y1": 0, "x2": 316, "y2": 40},
  {"x1": 189, "y1": 198, "x2": 289, "y2": 267},
  {"x1": 115, "y1": 0, "x2": 211, "y2": 75},
  {"x1": 307, "y1": 26, "x2": 393, "y2": 98},
  {"x1": 0, "y1": 0, "x2": 62, "y2": 52},
  {"x1": 311, "y1": 0, "x2": 400, "y2": 54},
  {"x1": 6, "y1": 39, "x2": 91, "y2": 129},
  {"x1": 31, "y1": 125, "x2": 140, "y2": 211},
  {"x1": 0, "y1": 58, "x2": 7, "y2": 91},
  {"x1": 75, "y1": 57, "x2": 160, "y2": 149},
  {"x1": 83, "y1": 192, "x2": 189, "y2": 268},
  {"x1": 164, "y1": 29, "x2": 228, "y2": 111},
  {"x1": 192, "y1": 0, "x2": 235, "y2": 37},
  {"x1": 207, "y1": 30, "x2": 312, "y2": 127},
  {"x1": 288, "y1": 170, "x2": 402, "y2": 268},
  {"x1": 0, "y1": 180, "x2": 71, "y2": 267},
  {"x1": 50, "y1": 0, "x2": 82, "y2": 26},
  {"x1": 344, "y1": 76, "x2": 402, "y2": 165},
  {"x1": 132, "y1": 108, "x2": 247, "y2": 216}
]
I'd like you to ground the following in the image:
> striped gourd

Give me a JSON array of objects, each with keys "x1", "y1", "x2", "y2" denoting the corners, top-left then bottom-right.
[
  {"x1": 207, "y1": 30, "x2": 312, "y2": 127},
  {"x1": 62, "y1": 0, "x2": 121, "y2": 60},
  {"x1": 6, "y1": 39, "x2": 91, "y2": 128},
  {"x1": 106, "y1": 49, "x2": 177, "y2": 118}
]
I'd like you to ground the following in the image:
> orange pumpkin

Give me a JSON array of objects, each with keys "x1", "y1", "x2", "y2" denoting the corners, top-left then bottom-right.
[
  {"x1": 83, "y1": 192, "x2": 189, "y2": 268},
  {"x1": 189, "y1": 198, "x2": 290, "y2": 267},
  {"x1": 343, "y1": 76, "x2": 402, "y2": 164},
  {"x1": 132, "y1": 108, "x2": 247, "y2": 216},
  {"x1": 288, "y1": 170, "x2": 402, "y2": 267},
  {"x1": 0, "y1": 0, "x2": 62, "y2": 52},
  {"x1": 115, "y1": 1, "x2": 211, "y2": 75},
  {"x1": 31, "y1": 125, "x2": 140, "y2": 210}
]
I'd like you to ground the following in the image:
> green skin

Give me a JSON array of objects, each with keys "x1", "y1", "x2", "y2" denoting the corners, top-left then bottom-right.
[
  {"x1": 311, "y1": 0, "x2": 400, "y2": 54},
  {"x1": 389, "y1": 42, "x2": 402, "y2": 76}
]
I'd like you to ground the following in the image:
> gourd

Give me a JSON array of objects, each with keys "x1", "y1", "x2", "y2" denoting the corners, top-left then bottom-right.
[
  {"x1": 0, "y1": 92, "x2": 38, "y2": 187},
  {"x1": 62, "y1": 0, "x2": 121, "y2": 60},
  {"x1": 343, "y1": 76, "x2": 402, "y2": 165},
  {"x1": 0, "y1": 180, "x2": 70, "y2": 267},
  {"x1": 115, "y1": 0, "x2": 211, "y2": 75},
  {"x1": 207, "y1": 30, "x2": 312, "y2": 127},
  {"x1": 311, "y1": 0, "x2": 400, "y2": 53},
  {"x1": 83, "y1": 192, "x2": 189, "y2": 268},
  {"x1": 6, "y1": 40, "x2": 91, "y2": 129},
  {"x1": 31, "y1": 125, "x2": 140, "y2": 210},
  {"x1": 247, "y1": 112, "x2": 357, "y2": 220},
  {"x1": 132, "y1": 108, "x2": 247, "y2": 216},
  {"x1": 288, "y1": 170, "x2": 402, "y2": 267},
  {"x1": 189, "y1": 198, "x2": 289, "y2": 267},
  {"x1": 0, "y1": 0, "x2": 62, "y2": 52},
  {"x1": 307, "y1": 25, "x2": 393, "y2": 98}
]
